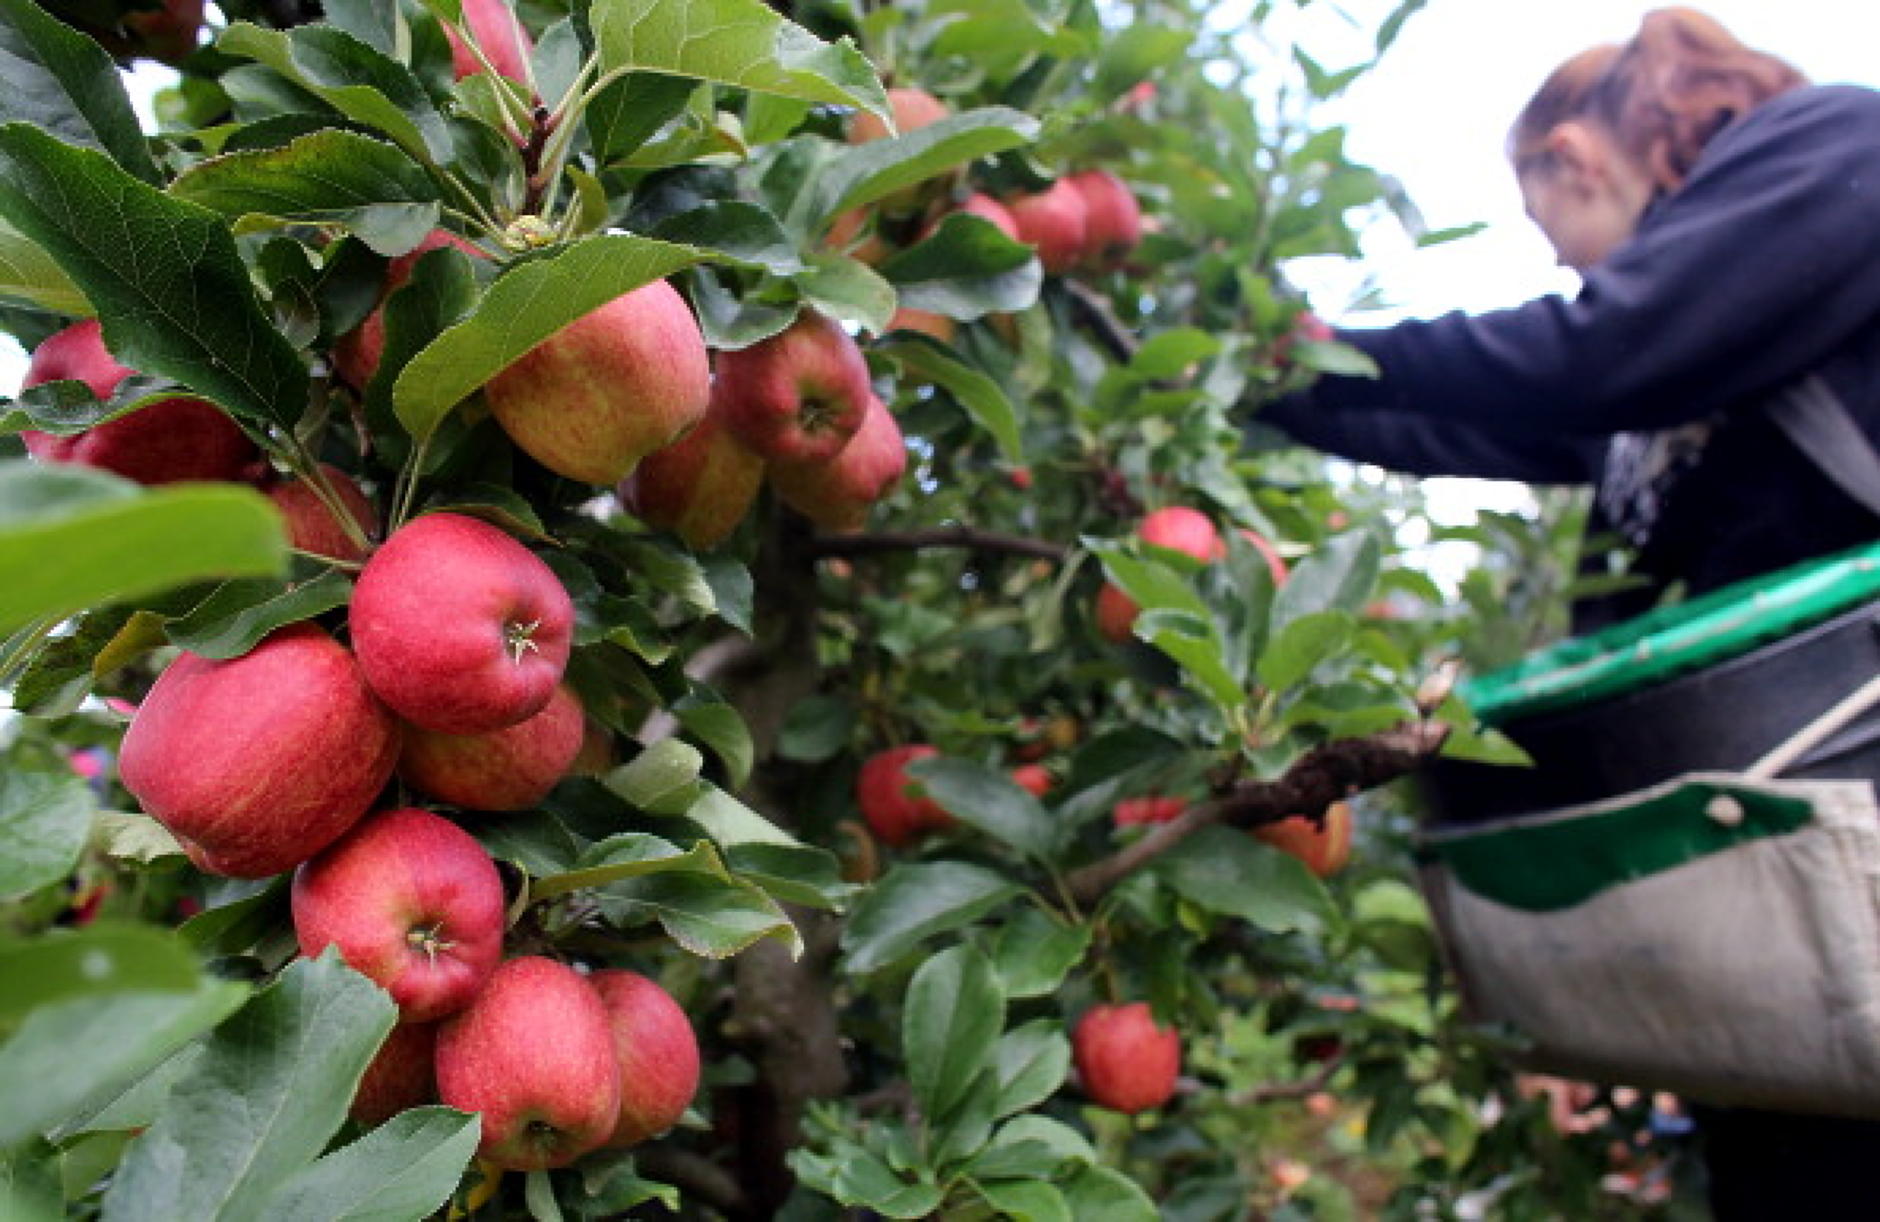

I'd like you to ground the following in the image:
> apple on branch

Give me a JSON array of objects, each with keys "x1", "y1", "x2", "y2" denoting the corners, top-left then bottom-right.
[
  {"x1": 292, "y1": 807, "x2": 507, "y2": 1022},
  {"x1": 435, "y1": 956, "x2": 622, "y2": 1171},
  {"x1": 766, "y1": 392, "x2": 907, "y2": 532},
  {"x1": 484, "y1": 278, "x2": 712, "y2": 485},
  {"x1": 713, "y1": 309, "x2": 874, "y2": 465},
  {"x1": 331, "y1": 229, "x2": 485, "y2": 393},
  {"x1": 846, "y1": 86, "x2": 956, "y2": 217},
  {"x1": 1065, "y1": 169, "x2": 1144, "y2": 270},
  {"x1": 20, "y1": 318, "x2": 257, "y2": 486},
  {"x1": 591, "y1": 969, "x2": 703, "y2": 1148},
  {"x1": 444, "y1": 0, "x2": 534, "y2": 82},
  {"x1": 1006, "y1": 179, "x2": 1091, "y2": 275},
  {"x1": 349, "y1": 512, "x2": 575, "y2": 734},
  {"x1": 351, "y1": 1020, "x2": 439, "y2": 1127},
  {"x1": 1072, "y1": 1001, "x2": 1182, "y2": 1114},
  {"x1": 118, "y1": 624, "x2": 399, "y2": 879},
  {"x1": 1253, "y1": 800, "x2": 1354, "y2": 878},
  {"x1": 260, "y1": 463, "x2": 379, "y2": 563},
  {"x1": 617, "y1": 407, "x2": 766, "y2": 552},
  {"x1": 855, "y1": 743, "x2": 953, "y2": 848},
  {"x1": 1096, "y1": 505, "x2": 1226, "y2": 643},
  {"x1": 398, "y1": 682, "x2": 587, "y2": 812}
]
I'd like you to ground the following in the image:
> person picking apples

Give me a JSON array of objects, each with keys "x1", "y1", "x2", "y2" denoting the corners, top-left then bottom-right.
[{"x1": 1251, "y1": 10, "x2": 1880, "y2": 1215}]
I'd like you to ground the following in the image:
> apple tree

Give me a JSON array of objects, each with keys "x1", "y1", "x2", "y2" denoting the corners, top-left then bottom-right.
[{"x1": 0, "y1": 0, "x2": 1686, "y2": 1218}]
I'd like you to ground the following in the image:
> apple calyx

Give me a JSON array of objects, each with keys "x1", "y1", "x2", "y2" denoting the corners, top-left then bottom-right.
[
  {"x1": 406, "y1": 923, "x2": 456, "y2": 962},
  {"x1": 505, "y1": 618, "x2": 543, "y2": 665}
]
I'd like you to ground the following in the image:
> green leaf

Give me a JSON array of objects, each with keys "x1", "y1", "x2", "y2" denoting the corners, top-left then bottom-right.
[
  {"x1": 874, "y1": 336, "x2": 1022, "y2": 462},
  {"x1": 841, "y1": 861, "x2": 1023, "y2": 975},
  {"x1": 217, "y1": 23, "x2": 453, "y2": 165},
  {"x1": 100, "y1": 952, "x2": 398, "y2": 1222},
  {"x1": 0, "y1": 465, "x2": 286, "y2": 638},
  {"x1": 680, "y1": 783, "x2": 799, "y2": 848},
  {"x1": 605, "y1": 738, "x2": 705, "y2": 812},
  {"x1": 588, "y1": 73, "x2": 699, "y2": 166},
  {"x1": 1153, "y1": 825, "x2": 1334, "y2": 933},
  {"x1": 650, "y1": 201, "x2": 802, "y2": 274},
  {"x1": 987, "y1": 908, "x2": 1090, "y2": 999},
  {"x1": 0, "y1": 216, "x2": 84, "y2": 314},
  {"x1": 880, "y1": 211, "x2": 1041, "y2": 320},
  {"x1": 533, "y1": 833, "x2": 708, "y2": 901},
  {"x1": 814, "y1": 108, "x2": 1040, "y2": 222},
  {"x1": 163, "y1": 571, "x2": 353, "y2": 660},
  {"x1": 1255, "y1": 609, "x2": 1354, "y2": 694},
  {"x1": 989, "y1": 1020, "x2": 1071, "y2": 1119},
  {"x1": 973, "y1": 1179, "x2": 1071, "y2": 1222},
  {"x1": 0, "y1": 125, "x2": 312, "y2": 431},
  {"x1": 0, "y1": 1142, "x2": 61, "y2": 1222},
  {"x1": 1057, "y1": 1164, "x2": 1160, "y2": 1222},
  {"x1": 797, "y1": 1143, "x2": 943, "y2": 1219},
  {"x1": 1129, "y1": 328, "x2": 1221, "y2": 381},
  {"x1": 1270, "y1": 528, "x2": 1382, "y2": 630},
  {"x1": 908, "y1": 756, "x2": 1058, "y2": 864},
  {"x1": 602, "y1": 870, "x2": 801, "y2": 959},
  {"x1": 261, "y1": 1107, "x2": 480, "y2": 1222},
  {"x1": 724, "y1": 842, "x2": 854, "y2": 911},
  {"x1": 904, "y1": 944, "x2": 1003, "y2": 1121},
  {"x1": 777, "y1": 694, "x2": 856, "y2": 763},
  {"x1": 393, "y1": 232, "x2": 708, "y2": 444},
  {"x1": 1135, "y1": 607, "x2": 1249, "y2": 711},
  {"x1": 169, "y1": 131, "x2": 442, "y2": 256},
  {"x1": 0, "y1": 0, "x2": 160, "y2": 185},
  {"x1": 0, "y1": 923, "x2": 207, "y2": 1035},
  {"x1": 590, "y1": 0, "x2": 889, "y2": 120},
  {"x1": 795, "y1": 250, "x2": 895, "y2": 336},
  {"x1": 0, "y1": 983, "x2": 249, "y2": 1148},
  {"x1": 0, "y1": 766, "x2": 91, "y2": 900},
  {"x1": 674, "y1": 696, "x2": 755, "y2": 790}
]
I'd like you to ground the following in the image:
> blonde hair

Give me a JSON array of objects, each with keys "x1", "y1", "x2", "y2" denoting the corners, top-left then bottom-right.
[{"x1": 1509, "y1": 7, "x2": 1807, "y2": 192}]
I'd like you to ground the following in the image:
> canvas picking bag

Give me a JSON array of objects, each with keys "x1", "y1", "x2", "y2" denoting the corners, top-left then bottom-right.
[{"x1": 1416, "y1": 542, "x2": 1880, "y2": 1116}]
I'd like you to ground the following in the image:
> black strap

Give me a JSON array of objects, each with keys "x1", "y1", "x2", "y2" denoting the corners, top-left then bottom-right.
[{"x1": 1766, "y1": 375, "x2": 1880, "y2": 520}]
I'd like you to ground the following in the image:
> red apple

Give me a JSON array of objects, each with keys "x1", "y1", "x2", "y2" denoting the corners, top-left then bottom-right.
[
  {"x1": 84, "y1": 0, "x2": 205, "y2": 64},
  {"x1": 765, "y1": 392, "x2": 906, "y2": 532},
  {"x1": 1112, "y1": 795, "x2": 1186, "y2": 827},
  {"x1": 1006, "y1": 180, "x2": 1090, "y2": 275},
  {"x1": 1253, "y1": 800, "x2": 1353, "y2": 878},
  {"x1": 398, "y1": 682, "x2": 586, "y2": 811},
  {"x1": 484, "y1": 279, "x2": 711, "y2": 485},
  {"x1": 20, "y1": 318, "x2": 256, "y2": 485},
  {"x1": 590, "y1": 969, "x2": 702, "y2": 1148},
  {"x1": 856, "y1": 744, "x2": 951, "y2": 848},
  {"x1": 1011, "y1": 763, "x2": 1054, "y2": 799},
  {"x1": 351, "y1": 1021, "x2": 439, "y2": 1127},
  {"x1": 955, "y1": 192, "x2": 1021, "y2": 239},
  {"x1": 332, "y1": 229, "x2": 484, "y2": 391},
  {"x1": 435, "y1": 956, "x2": 622, "y2": 1171},
  {"x1": 617, "y1": 408, "x2": 766, "y2": 551},
  {"x1": 886, "y1": 307, "x2": 956, "y2": 344},
  {"x1": 445, "y1": 0, "x2": 534, "y2": 82},
  {"x1": 1097, "y1": 506, "x2": 1226, "y2": 643},
  {"x1": 712, "y1": 310, "x2": 873, "y2": 465},
  {"x1": 118, "y1": 624, "x2": 399, "y2": 878},
  {"x1": 264, "y1": 464, "x2": 378, "y2": 562},
  {"x1": 1073, "y1": 1002, "x2": 1181, "y2": 1114},
  {"x1": 1066, "y1": 169, "x2": 1142, "y2": 270},
  {"x1": 349, "y1": 512, "x2": 574, "y2": 734},
  {"x1": 292, "y1": 807, "x2": 506, "y2": 1021}
]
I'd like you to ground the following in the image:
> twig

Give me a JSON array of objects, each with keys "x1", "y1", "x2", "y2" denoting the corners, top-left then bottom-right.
[
  {"x1": 1065, "y1": 721, "x2": 1450, "y2": 904},
  {"x1": 1231, "y1": 1053, "x2": 1345, "y2": 1106},
  {"x1": 1064, "y1": 280, "x2": 1141, "y2": 364},
  {"x1": 809, "y1": 525, "x2": 1069, "y2": 561},
  {"x1": 632, "y1": 1148, "x2": 748, "y2": 1217}
]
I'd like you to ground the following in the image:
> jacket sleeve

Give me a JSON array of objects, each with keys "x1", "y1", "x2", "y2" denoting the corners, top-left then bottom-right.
[
  {"x1": 1255, "y1": 392, "x2": 1602, "y2": 483},
  {"x1": 1301, "y1": 85, "x2": 1880, "y2": 437}
]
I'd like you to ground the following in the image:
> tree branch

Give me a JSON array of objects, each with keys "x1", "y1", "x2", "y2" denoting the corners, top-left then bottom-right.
[
  {"x1": 1064, "y1": 280, "x2": 1141, "y2": 364},
  {"x1": 810, "y1": 525, "x2": 1070, "y2": 561},
  {"x1": 1065, "y1": 720, "x2": 1450, "y2": 905}
]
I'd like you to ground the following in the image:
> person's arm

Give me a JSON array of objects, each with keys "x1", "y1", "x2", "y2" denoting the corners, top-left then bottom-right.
[
  {"x1": 1256, "y1": 393, "x2": 1601, "y2": 483},
  {"x1": 1302, "y1": 85, "x2": 1880, "y2": 436}
]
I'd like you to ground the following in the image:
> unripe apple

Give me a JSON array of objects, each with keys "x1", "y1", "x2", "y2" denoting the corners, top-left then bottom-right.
[
  {"x1": 1112, "y1": 794, "x2": 1186, "y2": 827},
  {"x1": 398, "y1": 682, "x2": 586, "y2": 811},
  {"x1": 351, "y1": 1021, "x2": 438, "y2": 1127},
  {"x1": 349, "y1": 512, "x2": 575, "y2": 734},
  {"x1": 766, "y1": 392, "x2": 907, "y2": 532},
  {"x1": 118, "y1": 624, "x2": 399, "y2": 878},
  {"x1": 1072, "y1": 1002, "x2": 1182, "y2": 1114},
  {"x1": 435, "y1": 956, "x2": 622, "y2": 1171},
  {"x1": 713, "y1": 310, "x2": 873, "y2": 465},
  {"x1": 331, "y1": 229, "x2": 484, "y2": 391},
  {"x1": 264, "y1": 464, "x2": 378, "y2": 562},
  {"x1": 1007, "y1": 180, "x2": 1090, "y2": 275},
  {"x1": 856, "y1": 744, "x2": 952, "y2": 848},
  {"x1": 617, "y1": 408, "x2": 766, "y2": 551},
  {"x1": 445, "y1": 0, "x2": 534, "y2": 82},
  {"x1": 20, "y1": 318, "x2": 256, "y2": 485},
  {"x1": 1096, "y1": 506, "x2": 1226, "y2": 643},
  {"x1": 485, "y1": 279, "x2": 711, "y2": 485},
  {"x1": 292, "y1": 807, "x2": 506, "y2": 1021},
  {"x1": 591, "y1": 969, "x2": 702, "y2": 1148},
  {"x1": 1066, "y1": 169, "x2": 1143, "y2": 270},
  {"x1": 1253, "y1": 800, "x2": 1354, "y2": 878}
]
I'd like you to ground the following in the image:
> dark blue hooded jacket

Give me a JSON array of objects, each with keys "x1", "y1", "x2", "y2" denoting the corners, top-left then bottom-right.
[{"x1": 1259, "y1": 83, "x2": 1880, "y2": 627}]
